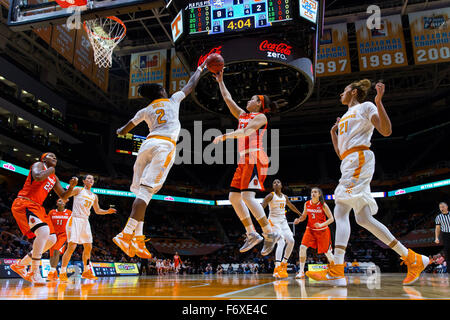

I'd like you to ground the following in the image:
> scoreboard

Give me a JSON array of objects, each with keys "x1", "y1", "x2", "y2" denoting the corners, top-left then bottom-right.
[
  {"x1": 187, "y1": 0, "x2": 295, "y2": 35},
  {"x1": 116, "y1": 133, "x2": 146, "y2": 156}
]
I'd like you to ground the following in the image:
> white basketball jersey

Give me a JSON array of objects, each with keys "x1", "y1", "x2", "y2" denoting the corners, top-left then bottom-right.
[
  {"x1": 131, "y1": 91, "x2": 186, "y2": 141},
  {"x1": 72, "y1": 187, "x2": 96, "y2": 219},
  {"x1": 337, "y1": 101, "x2": 378, "y2": 155},
  {"x1": 269, "y1": 192, "x2": 286, "y2": 218}
]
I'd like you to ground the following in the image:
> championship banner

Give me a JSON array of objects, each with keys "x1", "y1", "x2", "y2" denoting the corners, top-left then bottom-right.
[
  {"x1": 73, "y1": 28, "x2": 94, "y2": 79},
  {"x1": 316, "y1": 23, "x2": 351, "y2": 77},
  {"x1": 114, "y1": 262, "x2": 139, "y2": 275},
  {"x1": 355, "y1": 14, "x2": 408, "y2": 71},
  {"x1": 91, "y1": 63, "x2": 109, "y2": 93},
  {"x1": 50, "y1": 24, "x2": 76, "y2": 64},
  {"x1": 128, "y1": 49, "x2": 167, "y2": 99},
  {"x1": 409, "y1": 8, "x2": 450, "y2": 65},
  {"x1": 169, "y1": 48, "x2": 189, "y2": 94}
]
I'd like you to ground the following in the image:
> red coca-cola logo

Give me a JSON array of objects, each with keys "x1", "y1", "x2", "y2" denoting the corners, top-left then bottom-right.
[
  {"x1": 259, "y1": 40, "x2": 292, "y2": 55},
  {"x1": 198, "y1": 46, "x2": 223, "y2": 67}
]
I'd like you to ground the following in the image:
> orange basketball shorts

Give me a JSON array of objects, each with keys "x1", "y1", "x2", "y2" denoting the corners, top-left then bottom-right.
[
  {"x1": 11, "y1": 197, "x2": 55, "y2": 239},
  {"x1": 49, "y1": 233, "x2": 67, "y2": 256},
  {"x1": 230, "y1": 151, "x2": 269, "y2": 191},
  {"x1": 301, "y1": 227, "x2": 331, "y2": 254}
]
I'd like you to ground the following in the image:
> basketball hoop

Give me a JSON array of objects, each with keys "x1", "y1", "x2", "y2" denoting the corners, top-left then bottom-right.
[{"x1": 83, "y1": 16, "x2": 126, "y2": 68}]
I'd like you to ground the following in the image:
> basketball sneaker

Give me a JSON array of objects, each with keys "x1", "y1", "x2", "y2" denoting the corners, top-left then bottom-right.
[
  {"x1": 28, "y1": 270, "x2": 46, "y2": 286},
  {"x1": 305, "y1": 261, "x2": 347, "y2": 286},
  {"x1": 239, "y1": 232, "x2": 263, "y2": 253},
  {"x1": 295, "y1": 271, "x2": 305, "y2": 279},
  {"x1": 47, "y1": 270, "x2": 58, "y2": 282},
  {"x1": 279, "y1": 262, "x2": 289, "y2": 278},
  {"x1": 261, "y1": 232, "x2": 281, "y2": 256},
  {"x1": 131, "y1": 235, "x2": 152, "y2": 259},
  {"x1": 10, "y1": 262, "x2": 29, "y2": 281},
  {"x1": 113, "y1": 231, "x2": 135, "y2": 257},
  {"x1": 273, "y1": 265, "x2": 282, "y2": 278},
  {"x1": 81, "y1": 269, "x2": 98, "y2": 280},
  {"x1": 401, "y1": 249, "x2": 430, "y2": 286},
  {"x1": 59, "y1": 272, "x2": 68, "y2": 282}
]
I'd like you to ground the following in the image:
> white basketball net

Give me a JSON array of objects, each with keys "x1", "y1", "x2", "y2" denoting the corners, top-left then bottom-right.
[{"x1": 84, "y1": 16, "x2": 126, "y2": 68}]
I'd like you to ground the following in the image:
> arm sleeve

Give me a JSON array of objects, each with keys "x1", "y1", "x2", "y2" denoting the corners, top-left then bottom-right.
[
  {"x1": 131, "y1": 108, "x2": 146, "y2": 125},
  {"x1": 170, "y1": 91, "x2": 186, "y2": 104},
  {"x1": 362, "y1": 102, "x2": 378, "y2": 122}
]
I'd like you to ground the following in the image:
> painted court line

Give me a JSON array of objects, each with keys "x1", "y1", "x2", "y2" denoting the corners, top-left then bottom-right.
[{"x1": 214, "y1": 281, "x2": 276, "y2": 297}]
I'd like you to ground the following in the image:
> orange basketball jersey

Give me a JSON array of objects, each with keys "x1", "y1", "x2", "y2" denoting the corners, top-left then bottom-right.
[
  {"x1": 17, "y1": 163, "x2": 57, "y2": 205},
  {"x1": 49, "y1": 209, "x2": 72, "y2": 234},
  {"x1": 304, "y1": 200, "x2": 327, "y2": 229},
  {"x1": 237, "y1": 112, "x2": 267, "y2": 153}
]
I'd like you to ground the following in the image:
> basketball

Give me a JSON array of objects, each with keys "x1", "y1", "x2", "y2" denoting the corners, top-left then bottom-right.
[{"x1": 206, "y1": 53, "x2": 224, "y2": 74}]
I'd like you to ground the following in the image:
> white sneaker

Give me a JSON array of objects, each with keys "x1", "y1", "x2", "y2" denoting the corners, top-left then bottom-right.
[
  {"x1": 239, "y1": 232, "x2": 263, "y2": 253},
  {"x1": 295, "y1": 272, "x2": 305, "y2": 279},
  {"x1": 29, "y1": 270, "x2": 46, "y2": 286},
  {"x1": 261, "y1": 232, "x2": 281, "y2": 256}
]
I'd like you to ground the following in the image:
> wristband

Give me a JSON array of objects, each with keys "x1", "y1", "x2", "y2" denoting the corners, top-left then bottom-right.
[{"x1": 197, "y1": 66, "x2": 204, "y2": 72}]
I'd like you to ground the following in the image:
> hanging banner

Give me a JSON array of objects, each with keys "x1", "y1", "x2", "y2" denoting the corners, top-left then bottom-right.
[
  {"x1": 51, "y1": 24, "x2": 76, "y2": 64},
  {"x1": 128, "y1": 49, "x2": 167, "y2": 99},
  {"x1": 91, "y1": 63, "x2": 109, "y2": 93},
  {"x1": 355, "y1": 14, "x2": 408, "y2": 71},
  {"x1": 409, "y1": 8, "x2": 450, "y2": 65},
  {"x1": 73, "y1": 27, "x2": 94, "y2": 79},
  {"x1": 316, "y1": 23, "x2": 351, "y2": 77},
  {"x1": 169, "y1": 48, "x2": 189, "y2": 94}
]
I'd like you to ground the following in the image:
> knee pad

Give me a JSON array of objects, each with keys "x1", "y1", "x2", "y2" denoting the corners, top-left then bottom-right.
[{"x1": 137, "y1": 185, "x2": 155, "y2": 205}]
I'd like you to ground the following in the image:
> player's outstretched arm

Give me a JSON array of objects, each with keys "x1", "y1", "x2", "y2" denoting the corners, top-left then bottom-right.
[
  {"x1": 371, "y1": 82, "x2": 392, "y2": 137},
  {"x1": 261, "y1": 193, "x2": 274, "y2": 210},
  {"x1": 213, "y1": 114, "x2": 267, "y2": 144},
  {"x1": 93, "y1": 195, "x2": 117, "y2": 215},
  {"x1": 213, "y1": 71, "x2": 245, "y2": 119},
  {"x1": 285, "y1": 195, "x2": 302, "y2": 216},
  {"x1": 181, "y1": 60, "x2": 207, "y2": 96},
  {"x1": 53, "y1": 176, "x2": 79, "y2": 201}
]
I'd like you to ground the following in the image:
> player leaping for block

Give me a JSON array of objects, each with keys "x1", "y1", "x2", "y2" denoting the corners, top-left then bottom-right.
[
  {"x1": 261, "y1": 179, "x2": 302, "y2": 278},
  {"x1": 306, "y1": 80, "x2": 429, "y2": 286},
  {"x1": 212, "y1": 70, "x2": 281, "y2": 256},
  {"x1": 113, "y1": 59, "x2": 208, "y2": 258},
  {"x1": 59, "y1": 174, "x2": 117, "y2": 281},
  {"x1": 10, "y1": 152, "x2": 78, "y2": 285}
]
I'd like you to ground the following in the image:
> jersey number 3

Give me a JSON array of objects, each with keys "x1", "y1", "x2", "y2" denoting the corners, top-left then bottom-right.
[{"x1": 156, "y1": 109, "x2": 167, "y2": 124}]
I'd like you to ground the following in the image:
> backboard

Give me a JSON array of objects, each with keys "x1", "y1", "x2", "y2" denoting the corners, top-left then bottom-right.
[{"x1": 8, "y1": 0, "x2": 167, "y2": 31}]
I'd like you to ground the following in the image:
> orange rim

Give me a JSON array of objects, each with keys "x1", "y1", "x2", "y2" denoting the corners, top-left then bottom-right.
[{"x1": 83, "y1": 16, "x2": 127, "y2": 41}]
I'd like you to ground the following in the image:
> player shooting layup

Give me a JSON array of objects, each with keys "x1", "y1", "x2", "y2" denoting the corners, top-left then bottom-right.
[{"x1": 113, "y1": 59, "x2": 208, "y2": 258}]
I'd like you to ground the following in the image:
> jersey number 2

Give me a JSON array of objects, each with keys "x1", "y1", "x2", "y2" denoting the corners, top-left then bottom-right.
[{"x1": 156, "y1": 109, "x2": 167, "y2": 124}]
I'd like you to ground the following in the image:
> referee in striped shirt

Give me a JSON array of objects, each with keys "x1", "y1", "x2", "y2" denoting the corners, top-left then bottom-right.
[{"x1": 435, "y1": 202, "x2": 450, "y2": 272}]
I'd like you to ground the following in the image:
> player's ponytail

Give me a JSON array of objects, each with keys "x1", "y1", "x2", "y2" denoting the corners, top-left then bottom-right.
[
  {"x1": 312, "y1": 187, "x2": 325, "y2": 205},
  {"x1": 350, "y1": 79, "x2": 372, "y2": 103},
  {"x1": 258, "y1": 95, "x2": 279, "y2": 114}
]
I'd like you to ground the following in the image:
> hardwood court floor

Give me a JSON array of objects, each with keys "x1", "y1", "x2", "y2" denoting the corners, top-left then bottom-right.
[{"x1": 0, "y1": 273, "x2": 449, "y2": 300}]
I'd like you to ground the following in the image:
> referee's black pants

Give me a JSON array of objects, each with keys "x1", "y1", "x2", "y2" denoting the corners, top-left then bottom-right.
[{"x1": 442, "y1": 232, "x2": 450, "y2": 273}]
